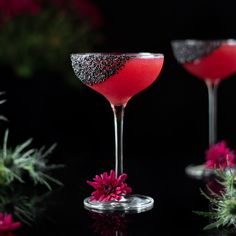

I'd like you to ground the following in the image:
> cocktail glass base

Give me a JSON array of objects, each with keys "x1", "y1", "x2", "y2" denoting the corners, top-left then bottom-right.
[
  {"x1": 185, "y1": 164, "x2": 213, "y2": 179},
  {"x1": 84, "y1": 194, "x2": 154, "y2": 213}
]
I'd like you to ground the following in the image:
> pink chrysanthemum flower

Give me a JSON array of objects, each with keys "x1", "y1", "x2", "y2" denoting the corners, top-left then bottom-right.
[
  {"x1": 205, "y1": 141, "x2": 235, "y2": 170},
  {"x1": 0, "y1": 213, "x2": 21, "y2": 232},
  {"x1": 87, "y1": 170, "x2": 132, "y2": 202}
]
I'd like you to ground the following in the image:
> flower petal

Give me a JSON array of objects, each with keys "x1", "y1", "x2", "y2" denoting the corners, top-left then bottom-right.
[
  {"x1": 87, "y1": 181, "x2": 99, "y2": 189},
  {"x1": 117, "y1": 173, "x2": 127, "y2": 184},
  {"x1": 110, "y1": 170, "x2": 115, "y2": 180}
]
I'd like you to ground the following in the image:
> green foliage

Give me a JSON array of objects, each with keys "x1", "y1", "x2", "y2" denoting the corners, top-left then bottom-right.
[
  {"x1": 195, "y1": 169, "x2": 236, "y2": 230},
  {"x1": 0, "y1": 130, "x2": 63, "y2": 189},
  {"x1": 0, "y1": 3, "x2": 102, "y2": 79}
]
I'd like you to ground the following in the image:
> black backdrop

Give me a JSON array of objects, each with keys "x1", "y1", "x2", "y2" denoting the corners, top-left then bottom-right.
[
  {"x1": 3, "y1": 0, "x2": 236, "y2": 166},
  {"x1": 1, "y1": 0, "x2": 236, "y2": 235}
]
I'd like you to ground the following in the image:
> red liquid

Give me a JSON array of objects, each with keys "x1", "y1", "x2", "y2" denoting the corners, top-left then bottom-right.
[
  {"x1": 89, "y1": 57, "x2": 164, "y2": 105},
  {"x1": 183, "y1": 43, "x2": 236, "y2": 82}
]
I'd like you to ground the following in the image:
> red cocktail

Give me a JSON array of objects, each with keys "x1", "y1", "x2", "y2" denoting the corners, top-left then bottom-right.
[
  {"x1": 183, "y1": 41, "x2": 236, "y2": 82},
  {"x1": 71, "y1": 53, "x2": 164, "y2": 212}
]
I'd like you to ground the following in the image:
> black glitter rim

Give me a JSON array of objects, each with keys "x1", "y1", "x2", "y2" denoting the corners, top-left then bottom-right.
[
  {"x1": 171, "y1": 39, "x2": 236, "y2": 64},
  {"x1": 70, "y1": 53, "x2": 164, "y2": 86},
  {"x1": 71, "y1": 52, "x2": 164, "y2": 58}
]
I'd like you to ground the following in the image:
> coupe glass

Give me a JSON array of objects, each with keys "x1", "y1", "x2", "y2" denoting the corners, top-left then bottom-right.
[
  {"x1": 171, "y1": 39, "x2": 236, "y2": 178},
  {"x1": 70, "y1": 53, "x2": 164, "y2": 212}
]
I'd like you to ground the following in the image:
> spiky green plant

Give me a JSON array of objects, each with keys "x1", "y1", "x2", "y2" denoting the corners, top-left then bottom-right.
[
  {"x1": 0, "y1": 130, "x2": 63, "y2": 189},
  {"x1": 195, "y1": 169, "x2": 236, "y2": 230},
  {"x1": 0, "y1": 184, "x2": 57, "y2": 225}
]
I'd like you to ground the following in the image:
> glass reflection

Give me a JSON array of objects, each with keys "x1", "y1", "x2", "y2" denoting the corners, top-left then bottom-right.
[
  {"x1": 198, "y1": 228, "x2": 236, "y2": 236},
  {"x1": 89, "y1": 211, "x2": 128, "y2": 236},
  {"x1": 0, "y1": 183, "x2": 59, "y2": 226}
]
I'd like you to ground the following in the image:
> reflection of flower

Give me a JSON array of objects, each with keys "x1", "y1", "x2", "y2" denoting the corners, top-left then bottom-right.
[
  {"x1": 205, "y1": 175, "x2": 224, "y2": 197},
  {"x1": 0, "y1": 213, "x2": 20, "y2": 232},
  {"x1": 90, "y1": 212, "x2": 128, "y2": 236},
  {"x1": 0, "y1": 233, "x2": 15, "y2": 236},
  {"x1": 0, "y1": 231, "x2": 16, "y2": 236},
  {"x1": 0, "y1": 0, "x2": 103, "y2": 78},
  {"x1": 87, "y1": 170, "x2": 132, "y2": 202},
  {"x1": 205, "y1": 141, "x2": 235, "y2": 170}
]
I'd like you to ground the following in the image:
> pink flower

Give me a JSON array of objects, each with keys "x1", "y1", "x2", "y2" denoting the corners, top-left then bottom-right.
[
  {"x1": 87, "y1": 170, "x2": 132, "y2": 202},
  {"x1": 0, "y1": 213, "x2": 21, "y2": 232},
  {"x1": 205, "y1": 141, "x2": 235, "y2": 170}
]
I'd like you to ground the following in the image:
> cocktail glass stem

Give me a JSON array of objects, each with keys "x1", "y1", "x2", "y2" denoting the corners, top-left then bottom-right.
[
  {"x1": 111, "y1": 104, "x2": 126, "y2": 178},
  {"x1": 205, "y1": 79, "x2": 220, "y2": 146}
]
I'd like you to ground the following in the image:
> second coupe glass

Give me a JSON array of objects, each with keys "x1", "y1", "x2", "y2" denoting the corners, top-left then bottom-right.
[{"x1": 171, "y1": 39, "x2": 236, "y2": 178}]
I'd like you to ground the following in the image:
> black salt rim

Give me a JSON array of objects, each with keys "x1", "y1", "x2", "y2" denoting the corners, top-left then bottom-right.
[
  {"x1": 170, "y1": 39, "x2": 236, "y2": 63},
  {"x1": 70, "y1": 53, "x2": 164, "y2": 86}
]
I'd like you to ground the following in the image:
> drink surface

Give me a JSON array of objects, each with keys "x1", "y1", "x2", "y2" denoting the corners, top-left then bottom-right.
[
  {"x1": 90, "y1": 57, "x2": 164, "y2": 105},
  {"x1": 71, "y1": 53, "x2": 164, "y2": 105},
  {"x1": 182, "y1": 43, "x2": 236, "y2": 82}
]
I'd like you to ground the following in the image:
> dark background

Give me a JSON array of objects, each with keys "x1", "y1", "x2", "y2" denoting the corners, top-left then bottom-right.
[{"x1": 2, "y1": 0, "x2": 236, "y2": 235}]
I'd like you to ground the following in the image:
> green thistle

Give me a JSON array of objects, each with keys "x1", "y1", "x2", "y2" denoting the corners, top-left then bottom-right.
[
  {"x1": 195, "y1": 169, "x2": 236, "y2": 230},
  {"x1": 0, "y1": 129, "x2": 63, "y2": 189},
  {"x1": 216, "y1": 169, "x2": 236, "y2": 195}
]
